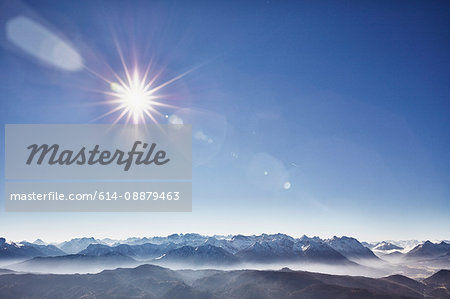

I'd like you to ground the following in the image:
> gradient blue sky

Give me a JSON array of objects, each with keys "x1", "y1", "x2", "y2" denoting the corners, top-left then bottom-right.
[{"x1": 0, "y1": 0, "x2": 449, "y2": 242}]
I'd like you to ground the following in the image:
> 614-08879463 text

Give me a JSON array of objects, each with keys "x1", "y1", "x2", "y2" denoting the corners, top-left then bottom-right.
[{"x1": 8, "y1": 191, "x2": 181, "y2": 201}]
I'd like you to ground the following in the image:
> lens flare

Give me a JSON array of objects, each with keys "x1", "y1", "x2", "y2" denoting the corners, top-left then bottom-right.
[
  {"x1": 108, "y1": 69, "x2": 160, "y2": 124},
  {"x1": 88, "y1": 42, "x2": 193, "y2": 125}
]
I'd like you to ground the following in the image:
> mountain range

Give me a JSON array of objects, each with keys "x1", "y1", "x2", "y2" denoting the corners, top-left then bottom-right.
[
  {"x1": 1, "y1": 234, "x2": 449, "y2": 277},
  {"x1": 0, "y1": 264, "x2": 448, "y2": 298},
  {"x1": 1, "y1": 234, "x2": 376, "y2": 268}
]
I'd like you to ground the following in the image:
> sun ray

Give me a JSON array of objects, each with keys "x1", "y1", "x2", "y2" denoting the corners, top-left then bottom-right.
[
  {"x1": 89, "y1": 39, "x2": 197, "y2": 124},
  {"x1": 90, "y1": 104, "x2": 127, "y2": 123},
  {"x1": 148, "y1": 69, "x2": 192, "y2": 94},
  {"x1": 97, "y1": 62, "x2": 183, "y2": 124}
]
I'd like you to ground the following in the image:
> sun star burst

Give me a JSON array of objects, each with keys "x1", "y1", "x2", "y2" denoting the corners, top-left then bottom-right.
[
  {"x1": 109, "y1": 69, "x2": 159, "y2": 124},
  {"x1": 88, "y1": 46, "x2": 192, "y2": 124}
]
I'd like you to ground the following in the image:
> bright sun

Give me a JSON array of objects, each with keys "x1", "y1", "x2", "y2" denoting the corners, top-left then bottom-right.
[
  {"x1": 109, "y1": 70, "x2": 158, "y2": 124},
  {"x1": 90, "y1": 52, "x2": 191, "y2": 124}
]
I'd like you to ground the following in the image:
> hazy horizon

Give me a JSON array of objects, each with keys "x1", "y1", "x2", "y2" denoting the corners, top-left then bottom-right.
[{"x1": 1, "y1": 231, "x2": 448, "y2": 245}]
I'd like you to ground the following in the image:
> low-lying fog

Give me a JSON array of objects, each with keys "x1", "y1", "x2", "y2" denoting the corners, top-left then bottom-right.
[{"x1": 0, "y1": 257, "x2": 442, "y2": 279}]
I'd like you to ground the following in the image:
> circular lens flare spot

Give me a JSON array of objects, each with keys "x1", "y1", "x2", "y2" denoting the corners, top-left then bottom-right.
[{"x1": 283, "y1": 181, "x2": 291, "y2": 190}]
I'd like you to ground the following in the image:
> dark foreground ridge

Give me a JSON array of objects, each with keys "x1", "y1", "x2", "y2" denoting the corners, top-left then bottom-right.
[{"x1": 0, "y1": 265, "x2": 448, "y2": 299}]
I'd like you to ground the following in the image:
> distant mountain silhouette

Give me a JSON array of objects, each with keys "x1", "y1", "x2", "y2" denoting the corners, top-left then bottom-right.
[
  {"x1": 325, "y1": 236, "x2": 380, "y2": 260},
  {"x1": 0, "y1": 238, "x2": 55, "y2": 260},
  {"x1": 2, "y1": 235, "x2": 449, "y2": 278},
  {"x1": 406, "y1": 241, "x2": 450, "y2": 259},
  {"x1": 79, "y1": 242, "x2": 177, "y2": 260},
  {"x1": 0, "y1": 264, "x2": 447, "y2": 298},
  {"x1": 18, "y1": 241, "x2": 66, "y2": 257},
  {"x1": 58, "y1": 237, "x2": 104, "y2": 254}
]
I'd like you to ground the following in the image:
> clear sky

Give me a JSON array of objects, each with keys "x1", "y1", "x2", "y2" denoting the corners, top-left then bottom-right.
[{"x1": 0, "y1": 0, "x2": 449, "y2": 243}]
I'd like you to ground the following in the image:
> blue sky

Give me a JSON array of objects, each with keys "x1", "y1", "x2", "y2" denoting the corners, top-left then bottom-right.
[{"x1": 0, "y1": 0, "x2": 449, "y2": 242}]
